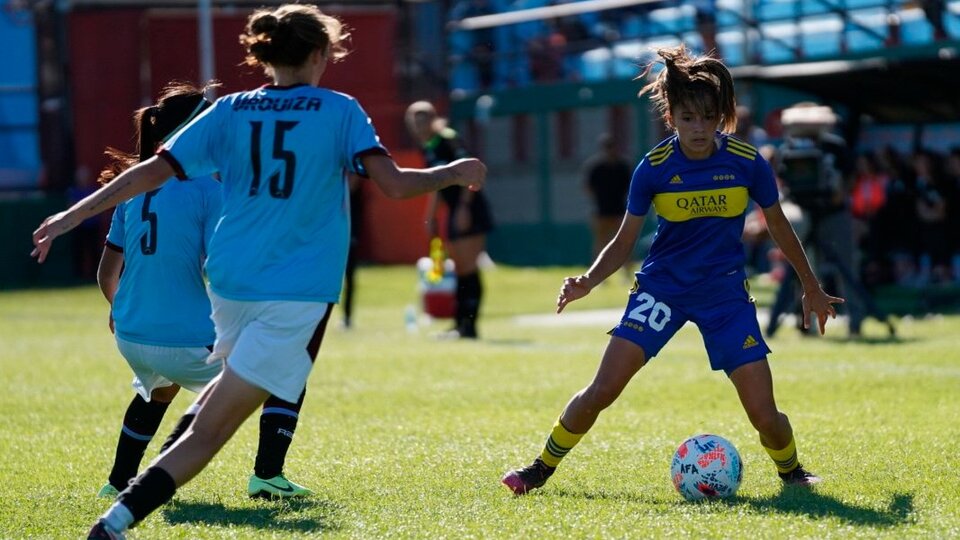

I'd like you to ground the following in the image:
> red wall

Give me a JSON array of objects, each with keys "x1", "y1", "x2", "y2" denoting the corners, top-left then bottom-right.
[{"x1": 69, "y1": 6, "x2": 426, "y2": 263}]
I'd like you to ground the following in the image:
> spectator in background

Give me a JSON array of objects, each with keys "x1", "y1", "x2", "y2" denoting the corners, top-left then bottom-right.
[
  {"x1": 875, "y1": 146, "x2": 918, "y2": 285},
  {"x1": 773, "y1": 103, "x2": 864, "y2": 338},
  {"x1": 451, "y1": 0, "x2": 497, "y2": 88},
  {"x1": 912, "y1": 149, "x2": 951, "y2": 284},
  {"x1": 919, "y1": 0, "x2": 949, "y2": 40},
  {"x1": 67, "y1": 166, "x2": 105, "y2": 281},
  {"x1": 528, "y1": 18, "x2": 566, "y2": 82},
  {"x1": 945, "y1": 148, "x2": 960, "y2": 282},
  {"x1": 691, "y1": 0, "x2": 720, "y2": 58},
  {"x1": 735, "y1": 105, "x2": 769, "y2": 147},
  {"x1": 850, "y1": 152, "x2": 889, "y2": 286},
  {"x1": 583, "y1": 133, "x2": 633, "y2": 282},
  {"x1": 341, "y1": 173, "x2": 364, "y2": 328}
]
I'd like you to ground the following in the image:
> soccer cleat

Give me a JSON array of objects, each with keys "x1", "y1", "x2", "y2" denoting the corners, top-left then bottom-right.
[
  {"x1": 87, "y1": 520, "x2": 126, "y2": 540},
  {"x1": 779, "y1": 464, "x2": 822, "y2": 486},
  {"x1": 248, "y1": 474, "x2": 313, "y2": 499},
  {"x1": 500, "y1": 457, "x2": 555, "y2": 495},
  {"x1": 97, "y1": 483, "x2": 120, "y2": 499}
]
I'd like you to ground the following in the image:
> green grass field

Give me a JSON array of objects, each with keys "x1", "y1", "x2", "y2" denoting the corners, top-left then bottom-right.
[{"x1": 1, "y1": 265, "x2": 958, "y2": 539}]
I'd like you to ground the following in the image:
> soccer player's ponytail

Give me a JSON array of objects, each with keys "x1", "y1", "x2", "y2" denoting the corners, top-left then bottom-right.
[
  {"x1": 98, "y1": 82, "x2": 213, "y2": 185},
  {"x1": 240, "y1": 4, "x2": 350, "y2": 70},
  {"x1": 637, "y1": 44, "x2": 737, "y2": 133}
]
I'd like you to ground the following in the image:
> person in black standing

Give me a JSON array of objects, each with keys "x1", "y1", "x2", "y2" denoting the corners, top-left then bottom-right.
[
  {"x1": 583, "y1": 133, "x2": 633, "y2": 282},
  {"x1": 342, "y1": 173, "x2": 364, "y2": 328},
  {"x1": 406, "y1": 100, "x2": 494, "y2": 339}
]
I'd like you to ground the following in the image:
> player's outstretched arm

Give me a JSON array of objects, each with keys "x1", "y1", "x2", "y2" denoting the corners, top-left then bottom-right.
[
  {"x1": 558, "y1": 213, "x2": 643, "y2": 313},
  {"x1": 31, "y1": 157, "x2": 174, "y2": 263},
  {"x1": 761, "y1": 201, "x2": 844, "y2": 334},
  {"x1": 362, "y1": 153, "x2": 486, "y2": 199}
]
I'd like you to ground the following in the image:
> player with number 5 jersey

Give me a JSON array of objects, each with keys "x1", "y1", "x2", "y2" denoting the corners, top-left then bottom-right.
[
  {"x1": 501, "y1": 45, "x2": 843, "y2": 497},
  {"x1": 29, "y1": 5, "x2": 485, "y2": 538}
]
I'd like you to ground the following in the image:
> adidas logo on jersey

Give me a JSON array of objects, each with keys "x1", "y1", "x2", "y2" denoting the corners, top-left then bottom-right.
[
  {"x1": 742, "y1": 335, "x2": 759, "y2": 349},
  {"x1": 669, "y1": 175, "x2": 683, "y2": 184}
]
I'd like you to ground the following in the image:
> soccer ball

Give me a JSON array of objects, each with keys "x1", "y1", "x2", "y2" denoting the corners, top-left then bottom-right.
[{"x1": 670, "y1": 434, "x2": 742, "y2": 501}]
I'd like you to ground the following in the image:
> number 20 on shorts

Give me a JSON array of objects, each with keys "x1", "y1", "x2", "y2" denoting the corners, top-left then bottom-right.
[{"x1": 628, "y1": 292, "x2": 672, "y2": 332}]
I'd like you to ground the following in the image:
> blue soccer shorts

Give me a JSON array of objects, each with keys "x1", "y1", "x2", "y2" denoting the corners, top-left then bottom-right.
[{"x1": 609, "y1": 279, "x2": 771, "y2": 375}]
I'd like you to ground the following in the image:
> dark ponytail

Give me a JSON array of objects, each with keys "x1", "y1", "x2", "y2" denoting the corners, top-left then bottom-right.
[
  {"x1": 241, "y1": 4, "x2": 350, "y2": 70},
  {"x1": 98, "y1": 81, "x2": 215, "y2": 185}
]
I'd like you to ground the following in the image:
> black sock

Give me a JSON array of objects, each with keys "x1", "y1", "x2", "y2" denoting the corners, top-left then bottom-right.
[
  {"x1": 159, "y1": 412, "x2": 196, "y2": 454},
  {"x1": 117, "y1": 466, "x2": 177, "y2": 523},
  {"x1": 253, "y1": 392, "x2": 304, "y2": 479},
  {"x1": 107, "y1": 396, "x2": 170, "y2": 490},
  {"x1": 456, "y1": 272, "x2": 482, "y2": 336}
]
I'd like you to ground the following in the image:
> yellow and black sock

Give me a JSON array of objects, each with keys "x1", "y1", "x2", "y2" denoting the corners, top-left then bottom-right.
[
  {"x1": 539, "y1": 418, "x2": 585, "y2": 468},
  {"x1": 763, "y1": 437, "x2": 799, "y2": 474}
]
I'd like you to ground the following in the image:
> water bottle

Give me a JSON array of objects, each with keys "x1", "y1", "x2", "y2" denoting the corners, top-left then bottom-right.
[
  {"x1": 404, "y1": 305, "x2": 418, "y2": 333},
  {"x1": 427, "y1": 237, "x2": 445, "y2": 284}
]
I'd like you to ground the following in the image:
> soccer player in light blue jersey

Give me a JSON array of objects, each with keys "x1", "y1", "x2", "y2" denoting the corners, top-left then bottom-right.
[
  {"x1": 95, "y1": 82, "x2": 315, "y2": 503},
  {"x1": 31, "y1": 5, "x2": 485, "y2": 538},
  {"x1": 502, "y1": 45, "x2": 843, "y2": 496}
]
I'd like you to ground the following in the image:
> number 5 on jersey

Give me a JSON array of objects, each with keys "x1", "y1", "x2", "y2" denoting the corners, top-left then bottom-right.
[{"x1": 249, "y1": 120, "x2": 299, "y2": 199}]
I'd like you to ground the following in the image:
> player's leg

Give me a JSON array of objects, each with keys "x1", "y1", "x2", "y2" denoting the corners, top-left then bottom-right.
[
  {"x1": 501, "y1": 286, "x2": 682, "y2": 495},
  {"x1": 102, "y1": 339, "x2": 194, "y2": 498},
  {"x1": 342, "y1": 241, "x2": 358, "y2": 328},
  {"x1": 91, "y1": 366, "x2": 268, "y2": 536},
  {"x1": 728, "y1": 360, "x2": 820, "y2": 485},
  {"x1": 248, "y1": 306, "x2": 331, "y2": 498},
  {"x1": 501, "y1": 336, "x2": 648, "y2": 495},
  {"x1": 248, "y1": 391, "x2": 312, "y2": 498},
  {"x1": 698, "y1": 283, "x2": 821, "y2": 487},
  {"x1": 447, "y1": 233, "x2": 485, "y2": 339},
  {"x1": 100, "y1": 384, "x2": 179, "y2": 498}
]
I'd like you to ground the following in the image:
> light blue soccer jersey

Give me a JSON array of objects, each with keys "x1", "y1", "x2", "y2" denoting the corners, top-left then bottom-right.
[
  {"x1": 627, "y1": 133, "x2": 779, "y2": 300},
  {"x1": 106, "y1": 175, "x2": 221, "y2": 347},
  {"x1": 160, "y1": 84, "x2": 387, "y2": 302}
]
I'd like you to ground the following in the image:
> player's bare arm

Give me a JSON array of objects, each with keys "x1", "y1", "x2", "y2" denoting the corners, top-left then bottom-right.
[
  {"x1": 96, "y1": 248, "x2": 124, "y2": 305},
  {"x1": 32, "y1": 157, "x2": 174, "y2": 263},
  {"x1": 362, "y1": 153, "x2": 486, "y2": 199},
  {"x1": 761, "y1": 201, "x2": 844, "y2": 334},
  {"x1": 558, "y1": 213, "x2": 644, "y2": 313}
]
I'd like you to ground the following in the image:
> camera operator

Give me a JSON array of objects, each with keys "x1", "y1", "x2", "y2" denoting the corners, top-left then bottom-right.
[{"x1": 768, "y1": 103, "x2": 865, "y2": 338}]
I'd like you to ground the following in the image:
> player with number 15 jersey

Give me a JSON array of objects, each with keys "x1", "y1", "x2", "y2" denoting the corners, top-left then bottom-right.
[{"x1": 160, "y1": 84, "x2": 386, "y2": 303}]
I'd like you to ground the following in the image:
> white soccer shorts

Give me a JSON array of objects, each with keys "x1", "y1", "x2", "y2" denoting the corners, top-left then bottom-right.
[{"x1": 208, "y1": 291, "x2": 329, "y2": 403}]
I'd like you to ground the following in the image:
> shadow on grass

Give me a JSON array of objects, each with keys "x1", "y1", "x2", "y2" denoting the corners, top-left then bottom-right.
[
  {"x1": 732, "y1": 488, "x2": 914, "y2": 527},
  {"x1": 162, "y1": 497, "x2": 342, "y2": 533},
  {"x1": 553, "y1": 487, "x2": 914, "y2": 528},
  {"x1": 826, "y1": 334, "x2": 915, "y2": 346},
  {"x1": 484, "y1": 338, "x2": 537, "y2": 347},
  {"x1": 550, "y1": 487, "x2": 664, "y2": 505}
]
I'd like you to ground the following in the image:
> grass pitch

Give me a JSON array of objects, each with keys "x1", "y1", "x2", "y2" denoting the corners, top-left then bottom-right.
[{"x1": 1, "y1": 265, "x2": 958, "y2": 539}]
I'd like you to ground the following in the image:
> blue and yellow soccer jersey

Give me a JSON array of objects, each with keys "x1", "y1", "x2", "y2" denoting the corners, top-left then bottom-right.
[
  {"x1": 106, "y1": 175, "x2": 220, "y2": 347},
  {"x1": 159, "y1": 84, "x2": 388, "y2": 302},
  {"x1": 627, "y1": 133, "x2": 779, "y2": 299}
]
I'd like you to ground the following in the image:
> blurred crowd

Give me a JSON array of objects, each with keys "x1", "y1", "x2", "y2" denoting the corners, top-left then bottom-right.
[
  {"x1": 745, "y1": 143, "x2": 960, "y2": 290},
  {"x1": 448, "y1": 0, "x2": 714, "y2": 90}
]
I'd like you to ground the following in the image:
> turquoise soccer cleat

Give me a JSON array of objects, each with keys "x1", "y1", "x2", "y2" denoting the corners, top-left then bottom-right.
[{"x1": 248, "y1": 474, "x2": 313, "y2": 499}]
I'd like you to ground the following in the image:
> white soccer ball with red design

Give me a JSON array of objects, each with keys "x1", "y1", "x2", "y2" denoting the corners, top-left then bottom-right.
[{"x1": 670, "y1": 434, "x2": 742, "y2": 501}]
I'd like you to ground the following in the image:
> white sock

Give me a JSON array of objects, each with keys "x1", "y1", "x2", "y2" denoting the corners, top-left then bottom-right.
[{"x1": 101, "y1": 502, "x2": 135, "y2": 533}]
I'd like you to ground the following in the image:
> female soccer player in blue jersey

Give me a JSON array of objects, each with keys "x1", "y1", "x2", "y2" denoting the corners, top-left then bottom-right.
[
  {"x1": 95, "y1": 82, "x2": 314, "y2": 502},
  {"x1": 502, "y1": 45, "x2": 843, "y2": 496},
  {"x1": 31, "y1": 5, "x2": 485, "y2": 538}
]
